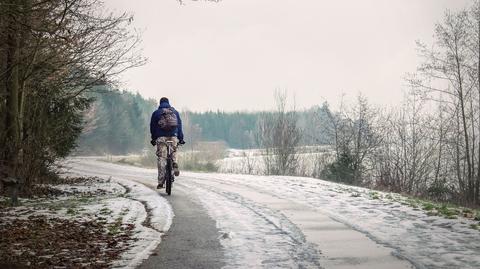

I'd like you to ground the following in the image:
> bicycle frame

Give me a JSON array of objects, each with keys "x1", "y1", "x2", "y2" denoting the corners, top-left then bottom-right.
[{"x1": 164, "y1": 141, "x2": 175, "y2": 195}]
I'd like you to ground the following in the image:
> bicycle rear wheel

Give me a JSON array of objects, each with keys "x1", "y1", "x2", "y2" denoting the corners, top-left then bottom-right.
[{"x1": 166, "y1": 159, "x2": 172, "y2": 195}]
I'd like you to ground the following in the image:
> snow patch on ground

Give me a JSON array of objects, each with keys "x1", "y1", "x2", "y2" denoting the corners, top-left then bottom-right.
[
  {"x1": 219, "y1": 149, "x2": 333, "y2": 176},
  {"x1": 63, "y1": 169, "x2": 174, "y2": 269},
  {"x1": 113, "y1": 177, "x2": 173, "y2": 233},
  {"x1": 184, "y1": 172, "x2": 480, "y2": 269},
  {"x1": 186, "y1": 182, "x2": 321, "y2": 268}
]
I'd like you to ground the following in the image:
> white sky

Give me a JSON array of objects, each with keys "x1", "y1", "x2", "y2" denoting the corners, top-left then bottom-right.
[{"x1": 105, "y1": 0, "x2": 471, "y2": 111}]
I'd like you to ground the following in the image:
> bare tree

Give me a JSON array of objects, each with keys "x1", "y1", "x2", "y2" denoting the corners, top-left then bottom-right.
[
  {"x1": 407, "y1": 3, "x2": 480, "y2": 204},
  {"x1": 323, "y1": 94, "x2": 384, "y2": 185},
  {"x1": 257, "y1": 91, "x2": 302, "y2": 176},
  {"x1": 373, "y1": 92, "x2": 440, "y2": 195}
]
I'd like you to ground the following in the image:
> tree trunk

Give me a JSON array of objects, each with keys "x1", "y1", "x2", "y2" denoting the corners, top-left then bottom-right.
[
  {"x1": 455, "y1": 39, "x2": 473, "y2": 203},
  {"x1": 476, "y1": 11, "x2": 480, "y2": 204},
  {"x1": 455, "y1": 107, "x2": 464, "y2": 197},
  {"x1": 17, "y1": 0, "x2": 33, "y2": 184},
  {"x1": 5, "y1": 0, "x2": 20, "y2": 179}
]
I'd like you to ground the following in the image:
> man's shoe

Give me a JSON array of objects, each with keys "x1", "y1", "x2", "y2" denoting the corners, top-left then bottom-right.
[
  {"x1": 173, "y1": 163, "x2": 180, "y2": 177},
  {"x1": 157, "y1": 183, "x2": 164, "y2": 189}
]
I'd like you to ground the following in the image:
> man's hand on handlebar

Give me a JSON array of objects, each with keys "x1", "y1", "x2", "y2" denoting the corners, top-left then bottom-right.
[
  {"x1": 150, "y1": 139, "x2": 156, "y2": 146},
  {"x1": 178, "y1": 140, "x2": 186, "y2": 145}
]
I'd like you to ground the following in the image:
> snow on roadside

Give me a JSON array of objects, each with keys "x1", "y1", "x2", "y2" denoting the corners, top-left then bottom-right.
[
  {"x1": 184, "y1": 172, "x2": 480, "y2": 269},
  {"x1": 63, "y1": 172, "x2": 174, "y2": 268},
  {"x1": 107, "y1": 176, "x2": 173, "y2": 268},
  {"x1": 1, "y1": 174, "x2": 173, "y2": 269},
  {"x1": 52, "y1": 177, "x2": 173, "y2": 268}
]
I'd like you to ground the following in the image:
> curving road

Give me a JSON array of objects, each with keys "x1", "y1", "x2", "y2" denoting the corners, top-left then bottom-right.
[{"x1": 68, "y1": 157, "x2": 416, "y2": 269}]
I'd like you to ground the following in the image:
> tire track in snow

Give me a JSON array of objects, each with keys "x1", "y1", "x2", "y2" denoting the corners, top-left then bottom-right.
[
  {"x1": 180, "y1": 174, "x2": 414, "y2": 269},
  {"x1": 185, "y1": 175, "x2": 419, "y2": 268},
  {"x1": 177, "y1": 180, "x2": 322, "y2": 269}
]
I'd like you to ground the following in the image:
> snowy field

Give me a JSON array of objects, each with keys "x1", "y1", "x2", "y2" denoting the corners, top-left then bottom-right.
[
  {"x1": 68, "y1": 157, "x2": 480, "y2": 269},
  {"x1": 219, "y1": 147, "x2": 333, "y2": 176}
]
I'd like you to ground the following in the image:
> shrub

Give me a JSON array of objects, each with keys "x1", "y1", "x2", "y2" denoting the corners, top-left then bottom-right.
[{"x1": 321, "y1": 152, "x2": 355, "y2": 184}]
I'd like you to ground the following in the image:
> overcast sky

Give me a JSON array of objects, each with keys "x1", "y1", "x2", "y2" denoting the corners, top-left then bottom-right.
[{"x1": 105, "y1": 0, "x2": 471, "y2": 111}]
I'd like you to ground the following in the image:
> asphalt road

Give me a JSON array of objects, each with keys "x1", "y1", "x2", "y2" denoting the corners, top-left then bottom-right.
[{"x1": 138, "y1": 187, "x2": 225, "y2": 269}]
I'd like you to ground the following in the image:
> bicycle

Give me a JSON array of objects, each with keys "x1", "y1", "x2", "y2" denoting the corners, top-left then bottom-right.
[{"x1": 163, "y1": 140, "x2": 177, "y2": 195}]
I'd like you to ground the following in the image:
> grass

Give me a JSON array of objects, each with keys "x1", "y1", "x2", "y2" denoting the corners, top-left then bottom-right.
[
  {"x1": 400, "y1": 198, "x2": 420, "y2": 208},
  {"x1": 418, "y1": 201, "x2": 478, "y2": 219},
  {"x1": 341, "y1": 187, "x2": 479, "y2": 222},
  {"x1": 462, "y1": 208, "x2": 473, "y2": 214},
  {"x1": 106, "y1": 154, "x2": 220, "y2": 172},
  {"x1": 360, "y1": 189, "x2": 480, "y2": 222},
  {"x1": 103, "y1": 144, "x2": 225, "y2": 173},
  {"x1": 107, "y1": 217, "x2": 123, "y2": 235},
  {"x1": 422, "y1": 203, "x2": 435, "y2": 211},
  {"x1": 0, "y1": 198, "x2": 20, "y2": 207},
  {"x1": 66, "y1": 207, "x2": 78, "y2": 215},
  {"x1": 369, "y1": 191, "x2": 381, "y2": 200},
  {"x1": 437, "y1": 204, "x2": 459, "y2": 218},
  {"x1": 119, "y1": 207, "x2": 129, "y2": 217},
  {"x1": 99, "y1": 207, "x2": 113, "y2": 215},
  {"x1": 426, "y1": 211, "x2": 439, "y2": 216},
  {"x1": 180, "y1": 154, "x2": 219, "y2": 172},
  {"x1": 474, "y1": 212, "x2": 480, "y2": 221}
]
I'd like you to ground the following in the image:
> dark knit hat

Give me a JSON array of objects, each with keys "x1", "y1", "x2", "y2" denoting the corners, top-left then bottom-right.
[{"x1": 160, "y1": 97, "x2": 169, "y2": 104}]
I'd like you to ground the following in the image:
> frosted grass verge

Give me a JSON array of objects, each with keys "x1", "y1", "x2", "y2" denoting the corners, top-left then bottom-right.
[{"x1": 65, "y1": 170, "x2": 174, "y2": 269}]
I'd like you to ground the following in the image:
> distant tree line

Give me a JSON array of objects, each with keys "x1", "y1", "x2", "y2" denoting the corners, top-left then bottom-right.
[
  {"x1": 75, "y1": 94, "x2": 333, "y2": 154},
  {"x1": 76, "y1": 88, "x2": 156, "y2": 155},
  {"x1": 183, "y1": 104, "x2": 333, "y2": 149},
  {"x1": 185, "y1": 111, "x2": 258, "y2": 149}
]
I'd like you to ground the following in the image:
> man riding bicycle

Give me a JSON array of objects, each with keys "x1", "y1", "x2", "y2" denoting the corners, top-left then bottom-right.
[{"x1": 150, "y1": 97, "x2": 185, "y2": 189}]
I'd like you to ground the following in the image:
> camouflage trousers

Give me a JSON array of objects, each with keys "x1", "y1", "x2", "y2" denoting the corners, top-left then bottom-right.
[{"x1": 156, "y1": 136, "x2": 178, "y2": 184}]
